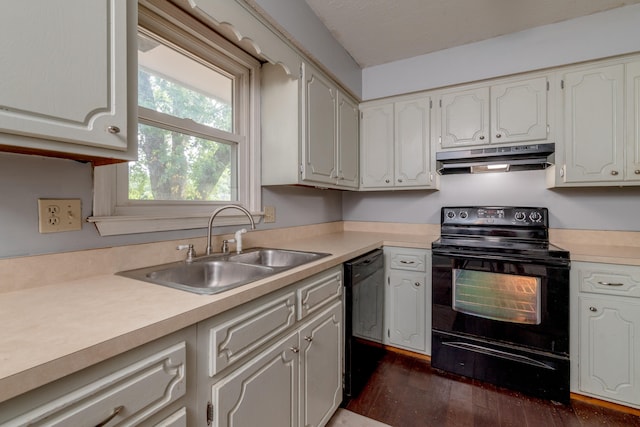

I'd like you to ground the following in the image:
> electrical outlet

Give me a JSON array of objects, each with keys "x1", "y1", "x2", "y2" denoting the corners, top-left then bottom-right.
[
  {"x1": 38, "y1": 199, "x2": 82, "y2": 233},
  {"x1": 263, "y1": 206, "x2": 276, "y2": 223}
]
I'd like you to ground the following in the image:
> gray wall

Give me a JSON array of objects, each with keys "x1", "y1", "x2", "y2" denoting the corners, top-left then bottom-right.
[
  {"x1": 362, "y1": 3, "x2": 640, "y2": 100},
  {"x1": 342, "y1": 170, "x2": 640, "y2": 231},
  {"x1": 0, "y1": 152, "x2": 342, "y2": 259}
]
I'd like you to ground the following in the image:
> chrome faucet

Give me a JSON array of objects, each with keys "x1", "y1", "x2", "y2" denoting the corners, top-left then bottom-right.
[{"x1": 206, "y1": 205, "x2": 256, "y2": 255}]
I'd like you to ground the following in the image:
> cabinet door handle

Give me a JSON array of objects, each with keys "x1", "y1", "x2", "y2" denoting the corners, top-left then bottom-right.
[
  {"x1": 597, "y1": 281, "x2": 624, "y2": 287},
  {"x1": 479, "y1": 135, "x2": 485, "y2": 140},
  {"x1": 385, "y1": 179, "x2": 390, "y2": 183},
  {"x1": 611, "y1": 170, "x2": 619, "y2": 176},
  {"x1": 589, "y1": 306, "x2": 598, "y2": 312},
  {"x1": 290, "y1": 347, "x2": 300, "y2": 353},
  {"x1": 397, "y1": 178, "x2": 403, "y2": 183},
  {"x1": 304, "y1": 336, "x2": 313, "y2": 342},
  {"x1": 635, "y1": 170, "x2": 640, "y2": 175},
  {"x1": 495, "y1": 134, "x2": 502, "y2": 138},
  {"x1": 95, "y1": 405, "x2": 124, "y2": 427},
  {"x1": 414, "y1": 282, "x2": 421, "y2": 287},
  {"x1": 107, "y1": 125, "x2": 121, "y2": 134}
]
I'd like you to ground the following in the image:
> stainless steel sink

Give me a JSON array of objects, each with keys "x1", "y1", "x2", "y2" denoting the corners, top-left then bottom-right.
[
  {"x1": 226, "y1": 248, "x2": 329, "y2": 268},
  {"x1": 117, "y1": 248, "x2": 330, "y2": 295}
]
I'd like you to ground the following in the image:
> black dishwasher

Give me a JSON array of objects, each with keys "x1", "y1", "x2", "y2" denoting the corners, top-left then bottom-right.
[{"x1": 343, "y1": 248, "x2": 385, "y2": 402}]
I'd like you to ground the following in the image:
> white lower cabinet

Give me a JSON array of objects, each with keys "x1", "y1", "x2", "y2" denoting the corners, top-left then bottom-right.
[
  {"x1": 571, "y1": 261, "x2": 640, "y2": 409},
  {"x1": 383, "y1": 247, "x2": 431, "y2": 355},
  {"x1": 199, "y1": 267, "x2": 343, "y2": 427},
  {"x1": 0, "y1": 328, "x2": 196, "y2": 426},
  {"x1": 0, "y1": 268, "x2": 344, "y2": 427}
]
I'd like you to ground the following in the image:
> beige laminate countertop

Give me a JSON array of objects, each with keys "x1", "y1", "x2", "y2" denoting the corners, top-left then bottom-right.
[
  {"x1": 1, "y1": 224, "x2": 638, "y2": 404},
  {"x1": 0, "y1": 230, "x2": 431, "y2": 403}
]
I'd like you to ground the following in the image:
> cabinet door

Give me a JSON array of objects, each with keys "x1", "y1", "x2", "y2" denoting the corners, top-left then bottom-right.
[
  {"x1": 439, "y1": 87, "x2": 489, "y2": 148},
  {"x1": 491, "y1": 77, "x2": 548, "y2": 144},
  {"x1": 579, "y1": 296, "x2": 640, "y2": 407},
  {"x1": 0, "y1": 0, "x2": 131, "y2": 154},
  {"x1": 337, "y1": 93, "x2": 360, "y2": 188},
  {"x1": 562, "y1": 65, "x2": 625, "y2": 183},
  {"x1": 627, "y1": 61, "x2": 640, "y2": 182},
  {"x1": 303, "y1": 66, "x2": 337, "y2": 185},
  {"x1": 211, "y1": 332, "x2": 298, "y2": 427},
  {"x1": 394, "y1": 98, "x2": 432, "y2": 187},
  {"x1": 299, "y1": 302, "x2": 343, "y2": 427},
  {"x1": 386, "y1": 271, "x2": 426, "y2": 352},
  {"x1": 360, "y1": 104, "x2": 394, "y2": 188}
]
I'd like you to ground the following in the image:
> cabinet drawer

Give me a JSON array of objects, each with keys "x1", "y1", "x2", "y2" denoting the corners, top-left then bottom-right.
[
  {"x1": 575, "y1": 262, "x2": 640, "y2": 298},
  {"x1": 387, "y1": 248, "x2": 427, "y2": 272},
  {"x1": 5, "y1": 343, "x2": 187, "y2": 427},
  {"x1": 207, "y1": 291, "x2": 296, "y2": 376},
  {"x1": 297, "y1": 267, "x2": 343, "y2": 320}
]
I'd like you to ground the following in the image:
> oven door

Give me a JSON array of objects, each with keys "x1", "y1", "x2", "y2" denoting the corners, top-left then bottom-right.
[{"x1": 432, "y1": 250, "x2": 569, "y2": 355}]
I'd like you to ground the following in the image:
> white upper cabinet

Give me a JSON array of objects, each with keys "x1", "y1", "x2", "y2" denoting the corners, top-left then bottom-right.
[
  {"x1": 360, "y1": 104, "x2": 395, "y2": 188},
  {"x1": 337, "y1": 93, "x2": 360, "y2": 188},
  {"x1": 491, "y1": 77, "x2": 548, "y2": 144},
  {"x1": 360, "y1": 96, "x2": 435, "y2": 190},
  {"x1": 561, "y1": 64, "x2": 625, "y2": 183},
  {"x1": 439, "y1": 87, "x2": 490, "y2": 148},
  {"x1": 261, "y1": 62, "x2": 359, "y2": 190},
  {"x1": 394, "y1": 98, "x2": 432, "y2": 187},
  {"x1": 303, "y1": 66, "x2": 338, "y2": 185},
  {"x1": 437, "y1": 77, "x2": 549, "y2": 149},
  {"x1": 626, "y1": 61, "x2": 640, "y2": 182},
  {"x1": 0, "y1": 0, "x2": 137, "y2": 163}
]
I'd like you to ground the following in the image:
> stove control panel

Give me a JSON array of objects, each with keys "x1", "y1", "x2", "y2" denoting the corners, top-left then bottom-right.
[{"x1": 441, "y1": 207, "x2": 548, "y2": 226}]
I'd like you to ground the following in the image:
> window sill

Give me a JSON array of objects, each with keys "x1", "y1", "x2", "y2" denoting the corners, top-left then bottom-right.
[{"x1": 87, "y1": 212, "x2": 262, "y2": 236}]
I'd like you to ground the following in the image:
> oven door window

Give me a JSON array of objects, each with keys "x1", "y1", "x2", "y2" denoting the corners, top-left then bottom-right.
[{"x1": 452, "y1": 269, "x2": 541, "y2": 325}]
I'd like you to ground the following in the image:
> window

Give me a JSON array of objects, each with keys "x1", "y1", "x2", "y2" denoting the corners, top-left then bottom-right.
[{"x1": 90, "y1": 3, "x2": 261, "y2": 236}]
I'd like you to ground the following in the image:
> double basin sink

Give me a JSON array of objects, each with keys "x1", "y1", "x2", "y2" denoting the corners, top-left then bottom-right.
[{"x1": 117, "y1": 248, "x2": 331, "y2": 295}]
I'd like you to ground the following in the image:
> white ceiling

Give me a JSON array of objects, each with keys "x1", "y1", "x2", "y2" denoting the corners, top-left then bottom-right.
[{"x1": 304, "y1": 0, "x2": 640, "y2": 68}]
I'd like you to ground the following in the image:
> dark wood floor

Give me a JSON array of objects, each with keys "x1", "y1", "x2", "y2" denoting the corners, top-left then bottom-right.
[{"x1": 345, "y1": 351, "x2": 640, "y2": 427}]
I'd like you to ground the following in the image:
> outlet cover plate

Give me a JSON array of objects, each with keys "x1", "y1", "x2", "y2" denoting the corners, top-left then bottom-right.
[
  {"x1": 38, "y1": 199, "x2": 82, "y2": 233},
  {"x1": 263, "y1": 206, "x2": 276, "y2": 223}
]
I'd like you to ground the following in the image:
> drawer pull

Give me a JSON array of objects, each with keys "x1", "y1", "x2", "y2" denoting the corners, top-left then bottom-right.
[
  {"x1": 597, "y1": 281, "x2": 624, "y2": 287},
  {"x1": 95, "y1": 405, "x2": 124, "y2": 427},
  {"x1": 400, "y1": 260, "x2": 415, "y2": 265},
  {"x1": 589, "y1": 306, "x2": 598, "y2": 312}
]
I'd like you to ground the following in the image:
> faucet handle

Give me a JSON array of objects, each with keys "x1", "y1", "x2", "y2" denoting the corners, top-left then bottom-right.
[{"x1": 177, "y1": 244, "x2": 196, "y2": 262}]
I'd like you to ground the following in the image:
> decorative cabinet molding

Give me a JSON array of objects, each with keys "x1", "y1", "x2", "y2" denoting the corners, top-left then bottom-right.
[
  {"x1": 360, "y1": 96, "x2": 436, "y2": 190},
  {"x1": 436, "y1": 76, "x2": 548, "y2": 149},
  {"x1": 571, "y1": 261, "x2": 640, "y2": 409},
  {"x1": 384, "y1": 247, "x2": 431, "y2": 355},
  {"x1": 198, "y1": 267, "x2": 343, "y2": 426},
  {"x1": 550, "y1": 57, "x2": 640, "y2": 187},
  {"x1": 261, "y1": 62, "x2": 359, "y2": 190},
  {"x1": 0, "y1": 0, "x2": 137, "y2": 164},
  {"x1": 0, "y1": 329, "x2": 195, "y2": 426},
  {"x1": 439, "y1": 87, "x2": 490, "y2": 148},
  {"x1": 187, "y1": 0, "x2": 300, "y2": 77}
]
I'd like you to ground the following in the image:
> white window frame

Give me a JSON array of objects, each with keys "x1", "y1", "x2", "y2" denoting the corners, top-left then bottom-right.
[{"x1": 89, "y1": 1, "x2": 261, "y2": 236}]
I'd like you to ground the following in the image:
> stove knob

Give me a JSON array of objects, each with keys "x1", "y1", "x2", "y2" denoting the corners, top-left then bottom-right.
[
  {"x1": 459, "y1": 211, "x2": 468, "y2": 219},
  {"x1": 529, "y1": 211, "x2": 542, "y2": 222},
  {"x1": 446, "y1": 211, "x2": 456, "y2": 219},
  {"x1": 514, "y1": 211, "x2": 526, "y2": 221}
]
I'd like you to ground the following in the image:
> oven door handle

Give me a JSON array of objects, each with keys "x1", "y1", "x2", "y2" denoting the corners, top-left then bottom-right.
[
  {"x1": 442, "y1": 341, "x2": 557, "y2": 370},
  {"x1": 432, "y1": 249, "x2": 570, "y2": 267}
]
